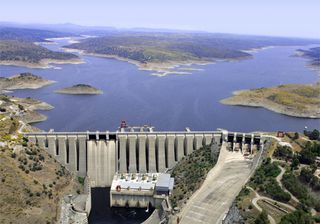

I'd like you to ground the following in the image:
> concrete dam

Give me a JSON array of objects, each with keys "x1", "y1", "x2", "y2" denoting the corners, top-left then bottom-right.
[{"x1": 25, "y1": 129, "x2": 261, "y2": 187}]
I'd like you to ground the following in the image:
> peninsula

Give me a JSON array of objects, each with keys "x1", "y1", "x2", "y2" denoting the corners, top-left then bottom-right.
[
  {"x1": 0, "y1": 95, "x2": 54, "y2": 124},
  {"x1": 0, "y1": 40, "x2": 82, "y2": 68},
  {"x1": 64, "y1": 33, "x2": 320, "y2": 75},
  {"x1": 55, "y1": 84, "x2": 103, "y2": 95},
  {"x1": 220, "y1": 83, "x2": 320, "y2": 118},
  {"x1": 0, "y1": 73, "x2": 55, "y2": 92}
]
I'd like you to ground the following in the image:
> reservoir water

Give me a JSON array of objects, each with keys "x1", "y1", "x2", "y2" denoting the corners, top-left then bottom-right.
[{"x1": 0, "y1": 38, "x2": 319, "y2": 132}]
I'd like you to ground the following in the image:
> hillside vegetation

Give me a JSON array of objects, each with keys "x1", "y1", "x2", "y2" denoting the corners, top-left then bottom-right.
[
  {"x1": 0, "y1": 40, "x2": 79, "y2": 65},
  {"x1": 221, "y1": 83, "x2": 320, "y2": 118},
  {"x1": 0, "y1": 101, "x2": 82, "y2": 223},
  {"x1": 65, "y1": 33, "x2": 320, "y2": 68},
  {"x1": 0, "y1": 26, "x2": 71, "y2": 42},
  {"x1": 0, "y1": 135, "x2": 82, "y2": 223}
]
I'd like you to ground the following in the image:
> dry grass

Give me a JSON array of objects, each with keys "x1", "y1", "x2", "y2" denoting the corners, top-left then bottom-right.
[
  {"x1": 236, "y1": 189, "x2": 260, "y2": 224},
  {"x1": 257, "y1": 200, "x2": 289, "y2": 223},
  {"x1": 0, "y1": 140, "x2": 82, "y2": 224}
]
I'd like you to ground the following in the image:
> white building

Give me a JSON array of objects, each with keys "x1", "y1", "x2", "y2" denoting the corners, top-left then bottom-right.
[{"x1": 110, "y1": 173, "x2": 174, "y2": 208}]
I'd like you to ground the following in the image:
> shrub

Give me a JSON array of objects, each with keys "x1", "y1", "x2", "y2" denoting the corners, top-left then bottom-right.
[
  {"x1": 255, "y1": 210, "x2": 269, "y2": 224},
  {"x1": 78, "y1": 176, "x2": 85, "y2": 186},
  {"x1": 265, "y1": 179, "x2": 291, "y2": 202},
  {"x1": 274, "y1": 146, "x2": 293, "y2": 160},
  {"x1": 280, "y1": 209, "x2": 313, "y2": 224}
]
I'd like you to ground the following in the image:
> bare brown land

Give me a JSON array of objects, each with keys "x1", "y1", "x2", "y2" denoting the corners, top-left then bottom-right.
[
  {"x1": 0, "y1": 129, "x2": 82, "y2": 224},
  {"x1": 221, "y1": 83, "x2": 320, "y2": 118}
]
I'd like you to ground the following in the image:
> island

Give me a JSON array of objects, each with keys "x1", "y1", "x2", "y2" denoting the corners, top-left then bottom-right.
[
  {"x1": 220, "y1": 83, "x2": 320, "y2": 118},
  {"x1": 0, "y1": 73, "x2": 55, "y2": 93},
  {"x1": 55, "y1": 84, "x2": 103, "y2": 95},
  {"x1": 63, "y1": 33, "x2": 320, "y2": 76}
]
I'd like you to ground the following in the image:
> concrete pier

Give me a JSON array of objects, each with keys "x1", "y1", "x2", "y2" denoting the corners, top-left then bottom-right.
[
  {"x1": 47, "y1": 135, "x2": 56, "y2": 156},
  {"x1": 57, "y1": 136, "x2": 67, "y2": 165},
  {"x1": 194, "y1": 134, "x2": 204, "y2": 150},
  {"x1": 128, "y1": 135, "x2": 137, "y2": 173},
  {"x1": 166, "y1": 134, "x2": 176, "y2": 168},
  {"x1": 176, "y1": 135, "x2": 185, "y2": 161},
  {"x1": 118, "y1": 135, "x2": 127, "y2": 173},
  {"x1": 147, "y1": 135, "x2": 157, "y2": 172},
  {"x1": 78, "y1": 135, "x2": 87, "y2": 177},
  {"x1": 36, "y1": 135, "x2": 46, "y2": 149},
  {"x1": 138, "y1": 135, "x2": 147, "y2": 173},
  {"x1": 157, "y1": 135, "x2": 166, "y2": 172},
  {"x1": 68, "y1": 136, "x2": 77, "y2": 172},
  {"x1": 185, "y1": 135, "x2": 194, "y2": 155}
]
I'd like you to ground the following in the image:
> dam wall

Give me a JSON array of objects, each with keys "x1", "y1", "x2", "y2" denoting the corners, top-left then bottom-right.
[{"x1": 25, "y1": 130, "x2": 261, "y2": 187}]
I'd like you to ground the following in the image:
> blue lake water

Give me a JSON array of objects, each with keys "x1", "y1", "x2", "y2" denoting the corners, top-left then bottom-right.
[{"x1": 0, "y1": 39, "x2": 319, "y2": 132}]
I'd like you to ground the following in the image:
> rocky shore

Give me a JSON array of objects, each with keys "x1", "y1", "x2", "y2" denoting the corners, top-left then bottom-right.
[{"x1": 0, "y1": 95, "x2": 54, "y2": 124}]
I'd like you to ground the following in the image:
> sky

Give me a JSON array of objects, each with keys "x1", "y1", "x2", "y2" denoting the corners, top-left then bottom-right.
[{"x1": 0, "y1": 0, "x2": 319, "y2": 38}]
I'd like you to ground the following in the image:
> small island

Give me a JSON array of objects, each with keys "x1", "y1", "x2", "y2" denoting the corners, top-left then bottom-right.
[
  {"x1": 0, "y1": 73, "x2": 55, "y2": 92},
  {"x1": 55, "y1": 84, "x2": 103, "y2": 95},
  {"x1": 220, "y1": 83, "x2": 320, "y2": 118}
]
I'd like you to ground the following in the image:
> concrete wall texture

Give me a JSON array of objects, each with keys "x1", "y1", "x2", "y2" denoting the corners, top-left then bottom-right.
[{"x1": 26, "y1": 130, "x2": 260, "y2": 187}]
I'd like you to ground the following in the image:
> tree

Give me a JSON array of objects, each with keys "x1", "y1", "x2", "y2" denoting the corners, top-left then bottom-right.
[
  {"x1": 300, "y1": 167, "x2": 313, "y2": 183},
  {"x1": 280, "y1": 209, "x2": 313, "y2": 224},
  {"x1": 255, "y1": 210, "x2": 269, "y2": 224},
  {"x1": 293, "y1": 132, "x2": 299, "y2": 140},
  {"x1": 299, "y1": 148, "x2": 316, "y2": 165},
  {"x1": 291, "y1": 157, "x2": 300, "y2": 170},
  {"x1": 309, "y1": 129, "x2": 319, "y2": 140}
]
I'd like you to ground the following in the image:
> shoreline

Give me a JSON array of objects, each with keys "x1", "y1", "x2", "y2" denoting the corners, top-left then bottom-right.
[
  {"x1": 220, "y1": 92, "x2": 320, "y2": 119},
  {"x1": 54, "y1": 90, "x2": 103, "y2": 95},
  {"x1": 3, "y1": 80, "x2": 56, "y2": 90},
  {"x1": 62, "y1": 47, "x2": 254, "y2": 76},
  {"x1": 62, "y1": 47, "x2": 215, "y2": 76},
  {"x1": 0, "y1": 58, "x2": 84, "y2": 69},
  {"x1": 241, "y1": 46, "x2": 275, "y2": 54}
]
